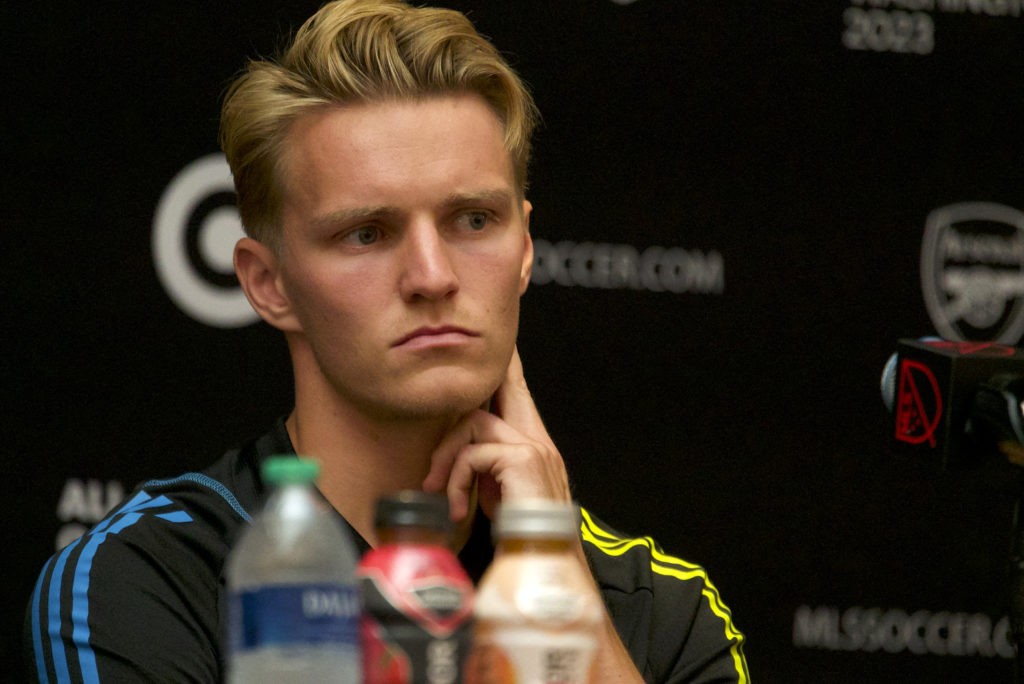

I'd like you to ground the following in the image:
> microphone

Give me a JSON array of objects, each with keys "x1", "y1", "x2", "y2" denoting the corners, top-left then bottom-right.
[
  {"x1": 884, "y1": 338, "x2": 1024, "y2": 675},
  {"x1": 880, "y1": 337, "x2": 1024, "y2": 467}
]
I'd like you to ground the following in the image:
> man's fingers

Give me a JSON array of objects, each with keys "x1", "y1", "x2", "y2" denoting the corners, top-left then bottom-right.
[
  {"x1": 424, "y1": 410, "x2": 498, "y2": 487},
  {"x1": 422, "y1": 410, "x2": 513, "y2": 518},
  {"x1": 423, "y1": 349, "x2": 569, "y2": 523},
  {"x1": 443, "y1": 441, "x2": 570, "y2": 519},
  {"x1": 423, "y1": 406, "x2": 570, "y2": 521}
]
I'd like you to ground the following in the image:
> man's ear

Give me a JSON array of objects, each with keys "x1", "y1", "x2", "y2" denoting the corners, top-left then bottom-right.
[
  {"x1": 519, "y1": 199, "x2": 533, "y2": 295},
  {"x1": 234, "y1": 237, "x2": 301, "y2": 332}
]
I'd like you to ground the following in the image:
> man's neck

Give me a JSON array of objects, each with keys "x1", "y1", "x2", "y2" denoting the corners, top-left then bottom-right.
[{"x1": 284, "y1": 396, "x2": 463, "y2": 549}]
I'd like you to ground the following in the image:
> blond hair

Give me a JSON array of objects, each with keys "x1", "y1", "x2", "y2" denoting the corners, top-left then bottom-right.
[{"x1": 220, "y1": 0, "x2": 539, "y2": 251}]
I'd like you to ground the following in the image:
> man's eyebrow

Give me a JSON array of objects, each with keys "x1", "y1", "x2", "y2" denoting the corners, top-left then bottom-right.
[
  {"x1": 309, "y1": 190, "x2": 517, "y2": 228},
  {"x1": 441, "y1": 189, "x2": 516, "y2": 209},
  {"x1": 310, "y1": 205, "x2": 401, "y2": 228}
]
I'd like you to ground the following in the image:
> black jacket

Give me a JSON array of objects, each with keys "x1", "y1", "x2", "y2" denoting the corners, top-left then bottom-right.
[{"x1": 27, "y1": 420, "x2": 748, "y2": 683}]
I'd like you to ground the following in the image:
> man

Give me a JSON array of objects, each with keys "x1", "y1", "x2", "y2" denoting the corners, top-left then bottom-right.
[{"x1": 27, "y1": 1, "x2": 748, "y2": 681}]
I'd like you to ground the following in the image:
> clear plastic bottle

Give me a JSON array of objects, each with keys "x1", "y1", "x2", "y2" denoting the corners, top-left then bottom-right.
[
  {"x1": 357, "y1": 491, "x2": 474, "y2": 684},
  {"x1": 466, "y1": 500, "x2": 602, "y2": 684},
  {"x1": 226, "y1": 455, "x2": 361, "y2": 683}
]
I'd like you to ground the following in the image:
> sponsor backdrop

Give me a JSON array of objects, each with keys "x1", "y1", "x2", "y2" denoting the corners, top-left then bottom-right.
[{"x1": 6, "y1": 1, "x2": 1023, "y2": 681}]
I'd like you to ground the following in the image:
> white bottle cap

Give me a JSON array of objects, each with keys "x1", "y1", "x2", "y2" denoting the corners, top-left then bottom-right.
[{"x1": 495, "y1": 499, "x2": 578, "y2": 540}]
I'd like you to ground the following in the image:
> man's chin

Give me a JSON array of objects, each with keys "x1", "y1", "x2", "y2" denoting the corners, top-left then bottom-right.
[
  {"x1": 348, "y1": 362, "x2": 505, "y2": 422},
  {"x1": 396, "y1": 378, "x2": 499, "y2": 421},
  {"x1": 402, "y1": 390, "x2": 493, "y2": 421}
]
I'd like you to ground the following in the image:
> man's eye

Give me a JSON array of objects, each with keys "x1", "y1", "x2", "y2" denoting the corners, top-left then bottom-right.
[
  {"x1": 459, "y1": 212, "x2": 490, "y2": 231},
  {"x1": 342, "y1": 226, "x2": 380, "y2": 245}
]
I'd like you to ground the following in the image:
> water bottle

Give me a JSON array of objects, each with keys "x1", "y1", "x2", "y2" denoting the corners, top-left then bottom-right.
[
  {"x1": 466, "y1": 500, "x2": 602, "y2": 684},
  {"x1": 226, "y1": 455, "x2": 361, "y2": 683}
]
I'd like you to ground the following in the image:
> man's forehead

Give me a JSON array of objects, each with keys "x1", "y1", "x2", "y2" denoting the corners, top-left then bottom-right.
[
  {"x1": 286, "y1": 95, "x2": 510, "y2": 153},
  {"x1": 277, "y1": 97, "x2": 519, "y2": 212}
]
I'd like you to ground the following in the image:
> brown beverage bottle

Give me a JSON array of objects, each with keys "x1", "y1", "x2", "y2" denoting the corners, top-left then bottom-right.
[{"x1": 466, "y1": 500, "x2": 602, "y2": 684}]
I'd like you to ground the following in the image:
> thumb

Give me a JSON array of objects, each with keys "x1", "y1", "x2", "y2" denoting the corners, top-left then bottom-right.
[{"x1": 492, "y1": 347, "x2": 549, "y2": 444}]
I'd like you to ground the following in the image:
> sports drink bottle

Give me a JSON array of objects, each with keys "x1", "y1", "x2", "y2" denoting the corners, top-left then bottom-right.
[{"x1": 358, "y1": 491, "x2": 474, "y2": 683}]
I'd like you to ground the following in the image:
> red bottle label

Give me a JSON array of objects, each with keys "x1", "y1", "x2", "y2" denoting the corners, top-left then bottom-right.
[{"x1": 358, "y1": 544, "x2": 474, "y2": 683}]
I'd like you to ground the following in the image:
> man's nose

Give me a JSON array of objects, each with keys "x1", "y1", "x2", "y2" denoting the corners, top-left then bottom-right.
[{"x1": 398, "y1": 222, "x2": 459, "y2": 301}]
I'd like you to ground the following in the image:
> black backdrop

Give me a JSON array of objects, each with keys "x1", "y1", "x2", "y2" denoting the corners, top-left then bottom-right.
[{"x1": 6, "y1": 1, "x2": 1024, "y2": 681}]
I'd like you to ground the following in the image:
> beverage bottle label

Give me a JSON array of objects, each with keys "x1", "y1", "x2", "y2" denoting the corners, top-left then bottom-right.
[
  {"x1": 359, "y1": 545, "x2": 474, "y2": 683},
  {"x1": 468, "y1": 553, "x2": 601, "y2": 684},
  {"x1": 229, "y1": 582, "x2": 360, "y2": 652},
  {"x1": 468, "y1": 627, "x2": 597, "y2": 684}
]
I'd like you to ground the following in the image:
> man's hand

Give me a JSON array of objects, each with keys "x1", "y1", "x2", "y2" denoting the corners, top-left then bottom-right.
[
  {"x1": 422, "y1": 347, "x2": 571, "y2": 521},
  {"x1": 424, "y1": 347, "x2": 646, "y2": 683}
]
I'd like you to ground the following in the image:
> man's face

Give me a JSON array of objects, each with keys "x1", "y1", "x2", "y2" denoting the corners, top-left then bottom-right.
[{"x1": 273, "y1": 94, "x2": 533, "y2": 421}]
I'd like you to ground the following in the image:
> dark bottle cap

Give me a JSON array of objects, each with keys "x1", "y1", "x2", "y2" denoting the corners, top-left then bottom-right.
[{"x1": 375, "y1": 491, "x2": 452, "y2": 532}]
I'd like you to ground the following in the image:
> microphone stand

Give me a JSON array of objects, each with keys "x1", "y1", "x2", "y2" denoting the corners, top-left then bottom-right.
[
  {"x1": 968, "y1": 378, "x2": 1024, "y2": 681},
  {"x1": 962, "y1": 378, "x2": 1024, "y2": 679},
  {"x1": 987, "y1": 440, "x2": 1024, "y2": 682},
  {"x1": 1011, "y1": 483, "x2": 1024, "y2": 684}
]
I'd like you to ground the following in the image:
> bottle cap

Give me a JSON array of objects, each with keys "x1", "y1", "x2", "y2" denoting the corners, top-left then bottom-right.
[
  {"x1": 495, "y1": 499, "x2": 578, "y2": 540},
  {"x1": 261, "y1": 455, "x2": 320, "y2": 485},
  {"x1": 375, "y1": 491, "x2": 452, "y2": 531}
]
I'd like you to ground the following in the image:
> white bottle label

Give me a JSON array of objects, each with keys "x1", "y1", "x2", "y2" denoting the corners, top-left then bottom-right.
[
  {"x1": 515, "y1": 583, "x2": 586, "y2": 626},
  {"x1": 487, "y1": 627, "x2": 598, "y2": 683},
  {"x1": 471, "y1": 553, "x2": 602, "y2": 683}
]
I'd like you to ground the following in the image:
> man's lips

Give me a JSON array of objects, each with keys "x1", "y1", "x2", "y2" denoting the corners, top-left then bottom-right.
[{"x1": 391, "y1": 325, "x2": 479, "y2": 348}]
